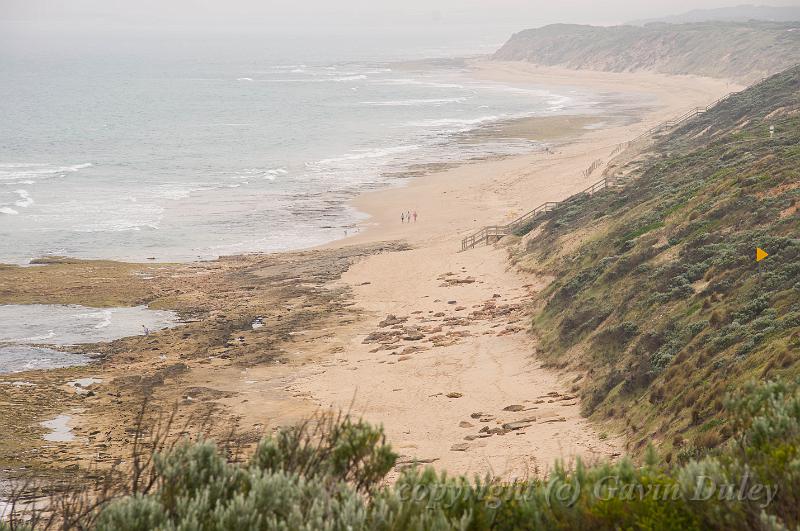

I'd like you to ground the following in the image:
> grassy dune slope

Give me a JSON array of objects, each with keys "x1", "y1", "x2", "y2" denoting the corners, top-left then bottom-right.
[
  {"x1": 493, "y1": 22, "x2": 800, "y2": 82},
  {"x1": 510, "y1": 65, "x2": 800, "y2": 460}
]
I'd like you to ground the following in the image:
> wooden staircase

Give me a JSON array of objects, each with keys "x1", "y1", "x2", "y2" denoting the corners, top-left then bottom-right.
[
  {"x1": 623, "y1": 85, "x2": 760, "y2": 146},
  {"x1": 461, "y1": 176, "x2": 621, "y2": 251}
]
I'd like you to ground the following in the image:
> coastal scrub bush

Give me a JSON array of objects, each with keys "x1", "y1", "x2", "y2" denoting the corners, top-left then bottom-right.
[
  {"x1": 517, "y1": 66, "x2": 800, "y2": 448},
  {"x1": 6, "y1": 379, "x2": 800, "y2": 529},
  {"x1": 249, "y1": 412, "x2": 396, "y2": 494}
]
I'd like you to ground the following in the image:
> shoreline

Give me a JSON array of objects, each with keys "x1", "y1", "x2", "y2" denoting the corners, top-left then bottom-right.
[
  {"x1": 287, "y1": 63, "x2": 740, "y2": 475},
  {"x1": 0, "y1": 62, "x2": 740, "y2": 481},
  {"x1": 0, "y1": 57, "x2": 607, "y2": 267},
  {"x1": 333, "y1": 61, "x2": 741, "y2": 250}
]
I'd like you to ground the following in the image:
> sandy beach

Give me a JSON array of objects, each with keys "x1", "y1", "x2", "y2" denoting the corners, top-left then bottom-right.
[
  {"x1": 0, "y1": 61, "x2": 740, "y2": 482},
  {"x1": 290, "y1": 62, "x2": 739, "y2": 475}
]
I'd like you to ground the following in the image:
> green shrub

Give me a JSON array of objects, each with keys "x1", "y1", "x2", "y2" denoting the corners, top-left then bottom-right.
[{"x1": 10, "y1": 379, "x2": 800, "y2": 530}]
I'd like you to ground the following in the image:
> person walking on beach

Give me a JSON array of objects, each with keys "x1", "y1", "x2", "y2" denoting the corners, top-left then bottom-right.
[
  {"x1": 401, "y1": 212, "x2": 405, "y2": 223},
  {"x1": 413, "y1": 210, "x2": 418, "y2": 223}
]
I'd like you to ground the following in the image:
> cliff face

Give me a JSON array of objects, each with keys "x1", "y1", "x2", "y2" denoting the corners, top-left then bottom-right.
[{"x1": 493, "y1": 22, "x2": 800, "y2": 82}]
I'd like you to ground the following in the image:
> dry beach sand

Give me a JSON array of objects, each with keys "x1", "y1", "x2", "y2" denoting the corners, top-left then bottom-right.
[
  {"x1": 300, "y1": 62, "x2": 739, "y2": 476},
  {"x1": 0, "y1": 62, "x2": 739, "y2": 482}
]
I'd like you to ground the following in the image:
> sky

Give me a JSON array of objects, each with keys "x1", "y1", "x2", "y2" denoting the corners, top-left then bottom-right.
[
  {"x1": 3, "y1": 0, "x2": 800, "y2": 30},
  {"x1": 2, "y1": 0, "x2": 800, "y2": 58}
]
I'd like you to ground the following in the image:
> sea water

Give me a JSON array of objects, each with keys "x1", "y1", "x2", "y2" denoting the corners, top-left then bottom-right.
[
  {"x1": 0, "y1": 31, "x2": 605, "y2": 264},
  {"x1": 0, "y1": 304, "x2": 179, "y2": 345},
  {"x1": 0, "y1": 346, "x2": 89, "y2": 374},
  {"x1": 0, "y1": 304, "x2": 180, "y2": 373}
]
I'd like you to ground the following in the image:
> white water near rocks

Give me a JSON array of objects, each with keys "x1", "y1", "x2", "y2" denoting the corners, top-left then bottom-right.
[
  {"x1": 0, "y1": 304, "x2": 179, "y2": 346},
  {"x1": 0, "y1": 35, "x2": 611, "y2": 264},
  {"x1": 0, "y1": 346, "x2": 89, "y2": 374},
  {"x1": 0, "y1": 304, "x2": 180, "y2": 373}
]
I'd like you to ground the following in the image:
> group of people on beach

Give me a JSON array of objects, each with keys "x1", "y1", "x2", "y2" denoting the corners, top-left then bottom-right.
[{"x1": 401, "y1": 210, "x2": 417, "y2": 223}]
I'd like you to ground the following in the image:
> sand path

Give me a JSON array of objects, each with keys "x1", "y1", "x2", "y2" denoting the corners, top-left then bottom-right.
[
  {"x1": 292, "y1": 238, "x2": 620, "y2": 478},
  {"x1": 283, "y1": 63, "x2": 739, "y2": 478}
]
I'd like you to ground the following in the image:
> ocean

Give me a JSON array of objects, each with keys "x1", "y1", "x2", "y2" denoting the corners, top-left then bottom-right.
[
  {"x1": 0, "y1": 31, "x2": 604, "y2": 264},
  {"x1": 0, "y1": 303, "x2": 179, "y2": 373}
]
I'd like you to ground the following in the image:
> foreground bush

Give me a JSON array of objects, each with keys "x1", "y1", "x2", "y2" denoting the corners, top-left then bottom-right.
[{"x1": 4, "y1": 379, "x2": 800, "y2": 530}]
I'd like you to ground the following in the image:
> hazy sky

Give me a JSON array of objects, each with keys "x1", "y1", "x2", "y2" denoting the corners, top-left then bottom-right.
[
  {"x1": 2, "y1": 0, "x2": 800, "y2": 60},
  {"x1": 4, "y1": 0, "x2": 800, "y2": 31}
]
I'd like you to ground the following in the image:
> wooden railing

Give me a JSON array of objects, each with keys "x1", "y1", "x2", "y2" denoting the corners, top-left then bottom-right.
[
  {"x1": 461, "y1": 177, "x2": 615, "y2": 251},
  {"x1": 624, "y1": 78, "x2": 766, "y2": 147},
  {"x1": 582, "y1": 158, "x2": 604, "y2": 178}
]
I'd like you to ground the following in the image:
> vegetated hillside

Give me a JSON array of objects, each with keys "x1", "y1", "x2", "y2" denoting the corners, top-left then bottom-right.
[
  {"x1": 629, "y1": 4, "x2": 800, "y2": 25},
  {"x1": 509, "y1": 65, "x2": 800, "y2": 459},
  {"x1": 493, "y1": 21, "x2": 800, "y2": 82}
]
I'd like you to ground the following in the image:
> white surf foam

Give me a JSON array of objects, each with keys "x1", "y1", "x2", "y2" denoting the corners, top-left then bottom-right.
[
  {"x1": 334, "y1": 75, "x2": 367, "y2": 82},
  {"x1": 547, "y1": 95, "x2": 573, "y2": 111},
  {"x1": 73, "y1": 222, "x2": 159, "y2": 233},
  {"x1": 75, "y1": 309, "x2": 113, "y2": 329},
  {"x1": 0, "y1": 163, "x2": 91, "y2": 182},
  {"x1": 315, "y1": 145, "x2": 421, "y2": 166},
  {"x1": 407, "y1": 115, "x2": 503, "y2": 128},
  {"x1": 263, "y1": 168, "x2": 287, "y2": 180},
  {"x1": 59, "y1": 199, "x2": 164, "y2": 233},
  {"x1": 15, "y1": 330, "x2": 56, "y2": 343},
  {"x1": 13, "y1": 189, "x2": 33, "y2": 208},
  {"x1": 155, "y1": 183, "x2": 213, "y2": 200},
  {"x1": 374, "y1": 78, "x2": 464, "y2": 89},
  {"x1": 234, "y1": 168, "x2": 287, "y2": 181},
  {"x1": 360, "y1": 97, "x2": 467, "y2": 107},
  {"x1": 268, "y1": 64, "x2": 307, "y2": 71}
]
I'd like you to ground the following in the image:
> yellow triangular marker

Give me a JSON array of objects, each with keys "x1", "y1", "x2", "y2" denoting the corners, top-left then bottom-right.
[{"x1": 756, "y1": 248, "x2": 769, "y2": 262}]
